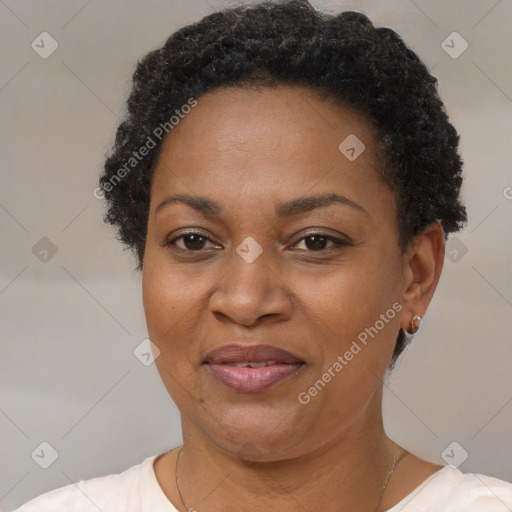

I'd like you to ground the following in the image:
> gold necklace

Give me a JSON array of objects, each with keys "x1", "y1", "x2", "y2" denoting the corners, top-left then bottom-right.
[
  {"x1": 378, "y1": 449, "x2": 407, "y2": 504},
  {"x1": 174, "y1": 446, "x2": 407, "y2": 511}
]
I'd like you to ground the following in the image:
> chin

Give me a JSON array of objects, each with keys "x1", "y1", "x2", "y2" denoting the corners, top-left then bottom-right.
[{"x1": 195, "y1": 412, "x2": 314, "y2": 463}]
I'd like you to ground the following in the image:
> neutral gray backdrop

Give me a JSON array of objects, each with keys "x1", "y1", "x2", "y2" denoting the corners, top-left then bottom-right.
[{"x1": 1, "y1": 0, "x2": 511, "y2": 510}]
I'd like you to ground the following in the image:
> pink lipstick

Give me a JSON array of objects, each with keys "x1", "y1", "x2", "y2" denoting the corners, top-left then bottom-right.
[{"x1": 203, "y1": 343, "x2": 304, "y2": 393}]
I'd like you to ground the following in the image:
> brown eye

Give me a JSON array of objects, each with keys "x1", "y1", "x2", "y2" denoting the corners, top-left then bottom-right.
[
  {"x1": 165, "y1": 232, "x2": 216, "y2": 251},
  {"x1": 179, "y1": 234, "x2": 208, "y2": 251},
  {"x1": 293, "y1": 233, "x2": 348, "y2": 252},
  {"x1": 304, "y1": 235, "x2": 331, "y2": 251}
]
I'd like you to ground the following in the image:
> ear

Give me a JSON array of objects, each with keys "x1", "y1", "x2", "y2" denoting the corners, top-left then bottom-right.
[{"x1": 399, "y1": 220, "x2": 445, "y2": 334}]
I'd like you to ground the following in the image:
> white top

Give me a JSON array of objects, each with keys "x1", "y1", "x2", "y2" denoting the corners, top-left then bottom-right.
[{"x1": 10, "y1": 454, "x2": 512, "y2": 511}]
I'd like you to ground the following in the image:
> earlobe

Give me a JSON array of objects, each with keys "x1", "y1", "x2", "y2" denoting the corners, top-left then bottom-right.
[
  {"x1": 399, "y1": 220, "x2": 445, "y2": 335},
  {"x1": 408, "y1": 314, "x2": 422, "y2": 334}
]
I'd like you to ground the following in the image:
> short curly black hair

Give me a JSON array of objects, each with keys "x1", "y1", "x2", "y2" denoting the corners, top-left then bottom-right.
[{"x1": 99, "y1": 0, "x2": 467, "y2": 365}]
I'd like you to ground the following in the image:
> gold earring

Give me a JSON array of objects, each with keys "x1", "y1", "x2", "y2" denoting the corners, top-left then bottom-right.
[{"x1": 408, "y1": 314, "x2": 422, "y2": 334}]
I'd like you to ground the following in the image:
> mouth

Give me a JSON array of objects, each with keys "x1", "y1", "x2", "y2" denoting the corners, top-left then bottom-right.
[{"x1": 203, "y1": 343, "x2": 305, "y2": 393}]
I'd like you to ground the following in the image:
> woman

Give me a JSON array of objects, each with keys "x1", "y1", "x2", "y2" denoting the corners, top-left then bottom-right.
[{"x1": 12, "y1": 1, "x2": 512, "y2": 511}]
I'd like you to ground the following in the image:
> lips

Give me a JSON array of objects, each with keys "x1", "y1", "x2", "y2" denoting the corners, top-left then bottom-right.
[{"x1": 203, "y1": 343, "x2": 304, "y2": 393}]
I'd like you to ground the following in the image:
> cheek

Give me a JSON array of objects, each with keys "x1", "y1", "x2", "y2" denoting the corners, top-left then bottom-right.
[
  {"x1": 299, "y1": 261, "x2": 400, "y2": 429},
  {"x1": 142, "y1": 263, "x2": 191, "y2": 356},
  {"x1": 142, "y1": 264, "x2": 204, "y2": 408},
  {"x1": 142, "y1": 256, "x2": 205, "y2": 328},
  {"x1": 302, "y1": 257, "x2": 399, "y2": 335},
  {"x1": 301, "y1": 250, "x2": 402, "y2": 389},
  {"x1": 141, "y1": 258, "x2": 224, "y2": 371}
]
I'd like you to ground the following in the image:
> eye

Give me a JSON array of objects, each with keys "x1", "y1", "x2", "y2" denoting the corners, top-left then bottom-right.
[
  {"x1": 164, "y1": 230, "x2": 350, "y2": 254},
  {"x1": 292, "y1": 233, "x2": 349, "y2": 252},
  {"x1": 164, "y1": 231, "x2": 219, "y2": 252}
]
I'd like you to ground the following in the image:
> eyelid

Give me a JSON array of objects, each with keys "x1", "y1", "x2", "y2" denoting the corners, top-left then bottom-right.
[
  {"x1": 162, "y1": 229, "x2": 216, "y2": 248},
  {"x1": 290, "y1": 232, "x2": 350, "y2": 251},
  {"x1": 163, "y1": 229, "x2": 351, "y2": 253}
]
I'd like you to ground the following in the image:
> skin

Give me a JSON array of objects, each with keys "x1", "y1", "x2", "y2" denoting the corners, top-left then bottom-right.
[{"x1": 142, "y1": 85, "x2": 445, "y2": 512}]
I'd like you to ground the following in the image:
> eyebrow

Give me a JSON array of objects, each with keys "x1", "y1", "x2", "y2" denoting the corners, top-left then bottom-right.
[{"x1": 154, "y1": 192, "x2": 368, "y2": 218}]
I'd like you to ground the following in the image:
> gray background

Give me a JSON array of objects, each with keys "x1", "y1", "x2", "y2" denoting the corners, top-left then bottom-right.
[{"x1": 1, "y1": 0, "x2": 511, "y2": 509}]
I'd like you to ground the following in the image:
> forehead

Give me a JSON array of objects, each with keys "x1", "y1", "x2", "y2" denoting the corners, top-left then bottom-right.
[
  {"x1": 155, "y1": 85, "x2": 377, "y2": 159},
  {"x1": 149, "y1": 85, "x2": 390, "y2": 221}
]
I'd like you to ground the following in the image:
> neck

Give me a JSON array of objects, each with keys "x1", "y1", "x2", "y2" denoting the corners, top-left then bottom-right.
[{"x1": 175, "y1": 389, "x2": 404, "y2": 512}]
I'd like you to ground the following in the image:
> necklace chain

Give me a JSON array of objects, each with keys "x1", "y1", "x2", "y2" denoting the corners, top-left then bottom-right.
[
  {"x1": 174, "y1": 446, "x2": 407, "y2": 512},
  {"x1": 379, "y1": 448, "x2": 407, "y2": 498}
]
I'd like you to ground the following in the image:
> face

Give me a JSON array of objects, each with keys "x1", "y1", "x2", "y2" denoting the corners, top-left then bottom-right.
[{"x1": 142, "y1": 85, "x2": 410, "y2": 461}]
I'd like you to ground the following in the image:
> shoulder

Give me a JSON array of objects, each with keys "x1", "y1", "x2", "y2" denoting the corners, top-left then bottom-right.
[
  {"x1": 392, "y1": 465, "x2": 512, "y2": 511},
  {"x1": 9, "y1": 455, "x2": 158, "y2": 512},
  {"x1": 451, "y1": 469, "x2": 512, "y2": 508}
]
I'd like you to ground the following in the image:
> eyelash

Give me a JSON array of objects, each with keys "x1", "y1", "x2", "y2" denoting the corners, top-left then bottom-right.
[{"x1": 164, "y1": 230, "x2": 350, "y2": 254}]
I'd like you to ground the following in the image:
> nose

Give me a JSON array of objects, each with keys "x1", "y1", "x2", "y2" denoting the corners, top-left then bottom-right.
[{"x1": 208, "y1": 246, "x2": 293, "y2": 327}]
